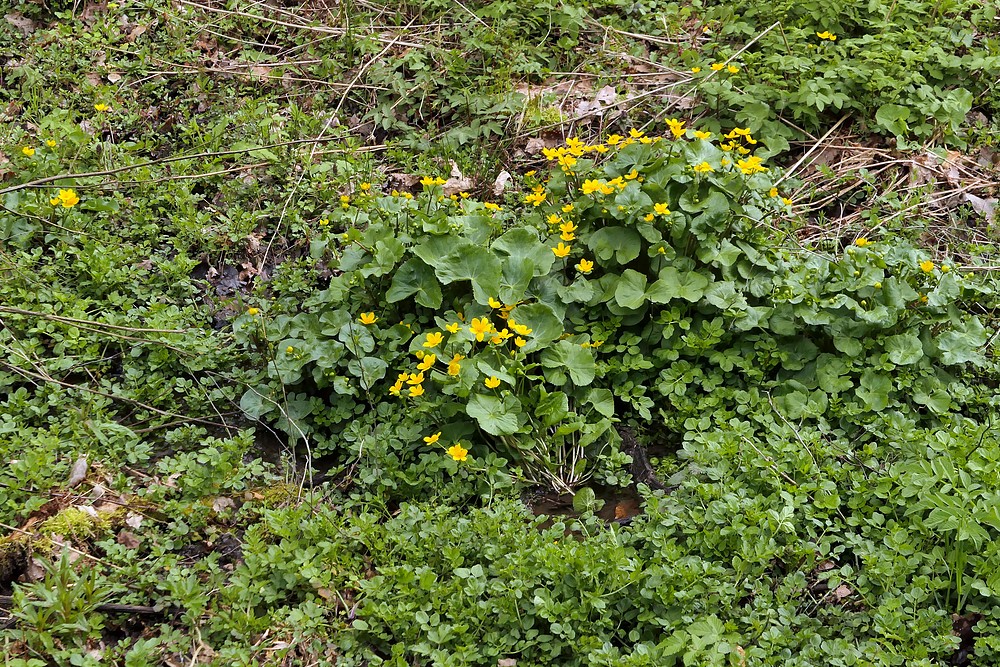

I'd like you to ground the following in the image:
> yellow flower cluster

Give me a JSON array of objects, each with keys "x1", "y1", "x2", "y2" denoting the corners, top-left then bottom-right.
[
  {"x1": 420, "y1": 176, "x2": 447, "y2": 187},
  {"x1": 816, "y1": 31, "x2": 837, "y2": 41},
  {"x1": 524, "y1": 189, "x2": 546, "y2": 206},
  {"x1": 736, "y1": 155, "x2": 768, "y2": 175},
  {"x1": 720, "y1": 127, "x2": 758, "y2": 155},
  {"x1": 389, "y1": 370, "x2": 426, "y2": 397},
  {"x1": 49, "y1": 188, "x2": 80, "y2": 208}
]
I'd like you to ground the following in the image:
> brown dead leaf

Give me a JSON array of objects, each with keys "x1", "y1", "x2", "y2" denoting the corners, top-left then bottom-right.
[
  {"x1": 80, "y1": 0, "x2": 108, "y2": 25},
  {"x1": 492, "y1": 170, "x2": 512, "y2": 196},
  {"x1": 444, "y1": 162, "x2": 474, "y2": 195},
  {"x1": 67, "y1": 456, "x2": 89, "y2": 487},
  {"x1": 117, "y1": 530, "x2": 141, "y2": 549},
  {"x1": 4, "y1": 12, "x2": 36, "y2": 36},
  {"x1": 126, "y1": 23, "x2": 147, "y2": 43},
  {"x1": 830, "y1": 584, "x2": 853, "y2": 602},
  {"x1": 25, "y1": 557, "x2": 46, "y2": 582},
  {"x1": 963, "y1": 193, "x2": 997, "y2": 224},
  {"x1": 212, "y1": 496, "x2": 236, "y2": 514},
  {"x1": 387, "y1": 172, "x2": 420, "y2": 190}
]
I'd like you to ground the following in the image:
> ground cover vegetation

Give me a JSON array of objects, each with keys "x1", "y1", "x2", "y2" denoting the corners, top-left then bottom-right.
[{"x1": 1, "y1": 0, "x2": 1000, "y2": 664}]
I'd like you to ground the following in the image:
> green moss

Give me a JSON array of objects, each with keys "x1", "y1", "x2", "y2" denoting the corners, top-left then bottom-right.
[{"x1": 37, "y1": 507, "x2": 109, "y2": 545}]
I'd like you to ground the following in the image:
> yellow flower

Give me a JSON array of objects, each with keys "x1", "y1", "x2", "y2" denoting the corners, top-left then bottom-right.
[
  {"x1": 727, "y1": 64, "x2": 739, "y2": 73},
  {"x1": 874, "y1": 282, "x2": 882, "y2": 289},
  {"x1": 445, "y1": 322, "x2": 462, "y2": 334},
  {"x1": 359, "y1": 182, "x2": 371, "y2": 192},
  {"x1": 419, "y1": 176, "x2": 436, "y2": 186},
  {"x1": 514, "y1": 336, "x2": 527, "y2": 348},
  {"x1": 666, "y1": 119, "x2": 686, "y2": 139},
  {"x1": 547, "y1": 213, "x2": 562, "y2": 226},
  {"x1": 694, "y1": 130, "x2": 712, "y2": 140},
  {"x1": 53, "y1": 189, "x2": 80, "y2": 208},
  {"x1": 21, "y1": 146, "x2": 35, "y2": 156},
  {"x1": 340, "y1": 194, "x2": 351, "y2": 204},
  {"x1": 737, "y1": 156, "x2": 768, "y2": 175},
  {"x1": 489, "y1": 297, "x2": 503, "y2": 309},
  {"x1": 407, "y1": 372, "x2": 425, "y2": 385},
  {"x1": 417, "y1": 354, "x2": 436, "y2": 371},
  {"x1": 559, "y1": 220, "x2": 577, "y2": 234},
  {"x1": 423, "y1": 432, "x2": 442, "y2": 444},
  {"x1": 389, "y1": 382, "x2": 403, "y2": 396},
  {"x1": 359, "y1": 312, "x2": 378, "y2": 325},
  {"x1": 693, "y1": 162, "x2": 714, "y2": 174},
  {"x1": 654, "y1": 202, "x2": 670, "y2": 216},
  {"x1": 483, "y1": 202, "x2": 501, "y2": 212},
  {"x1": 942, "y1": 265, "x2": 951, "y2": 273},
  {"x1": 581, "y1": 179, "x2": 603, "y2": 195},
  {"x1": 710, "y1": 63, "x2": 725, "y2": 71},
  {"x1": 470, "y1": 317, "x2": 493, "y2": 341},
  {"x1": 94, "y1": 103, "x2": 110, "y2": 112},
  {"x1": 557, "y1": 154, "x2": 577, "y2": 171},
  {"x1": 286, "y1": 346, "x2": 295, "y2": 354},
  {"x1": 447, "y1": 354, "x2": 464, "y2": 376},
  {"x1": 920, "y1": 260, "x2": 935, "y2": 273},
  {"x1": 46, "y1": 139, "x2": 57, "y2": 147},
  {"x1": 447, "y1": 443, "x2": 469, "y2": 462},
  {"x1": 629, "y1": 128, "x2": 645, "y2": 139},
  {"x1": 782, "y1": 197, "x2": 793, "y2": 206},
  {"x1": 576, "y1": 258, "x2": 594, "y2": 274},
  {"x1": 855, "y1": 237, "x2": 869, "y2": 247},
  {"x1": 509, "y1": 320, "x2": 532, "y2": 336},
  {"x1": 816, "y1": 31, "x2": 837, "y2": 41},
  {"x1": 247, "y1": 307, "x2": 260, "y2": 316},
  {"x1": 524, "y1": 192, "x2": 546, "y2": 206},
  {"x1": 552, "y1": 242, "x2": 572, "y2": 258},
  {"x1": 768, "y1": 187, "x2": 779, "y2": 197},
  {"x1": 319, "y1": 218, "x2": 329, "y2": 226},
  {"x1": 644, "y1": 213, "x2": 655, "y2": 222},
  {"x1": 409, "y1": 384, "x2": 425, "y2": 397},
  {"x1": 562, "y1": 203, "x2": 575, "y2": 213},
  {"x1": 691, "y1": 66, "x2": 702, "y2": 73},
  {"x1": 485, "y1": 376, "x2": 501, "y2": 389},
  {"x1": 606, "y1": 134, "x2": 623, "y2": 146},
  {"x1": 423, "y1": 332, "x2": 444, "y2": 347},
  {"x1": 560, "y1": 230, "x2": 575, "y2": 242}
]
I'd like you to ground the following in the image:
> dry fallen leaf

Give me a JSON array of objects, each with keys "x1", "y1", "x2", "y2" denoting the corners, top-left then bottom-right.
[
  {"x1": 963, "y1": 193, "x2": 997, "y2": 223},
  {"x1": 67, "y1": 456, "x2": 89, "y2": 487},
  {"x1": 493, "y1": 170, "x2": 512, "y2": 196},
  {"x1": 212, "y1": 496, "x2": 236, "y2": 513},
  {"x1": 4, "y1": 12, "x2": 36, "y2": 36},
  {"x1": 117, "y1": 530, "x2": 141, "y2": 549}
]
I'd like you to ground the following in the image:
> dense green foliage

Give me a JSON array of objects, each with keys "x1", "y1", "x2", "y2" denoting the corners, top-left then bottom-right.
[{"x1": 2, "y1": 0, "x2": 1000, "y2": 665}]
